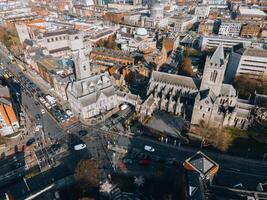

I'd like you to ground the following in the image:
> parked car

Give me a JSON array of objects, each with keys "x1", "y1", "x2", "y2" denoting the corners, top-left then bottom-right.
[
  {"x1": 41, "y1": 109, "x2": 45, "y2": 114},
  {"x1": 66, "y1": 110, "x2": 73, "y2": 117}
]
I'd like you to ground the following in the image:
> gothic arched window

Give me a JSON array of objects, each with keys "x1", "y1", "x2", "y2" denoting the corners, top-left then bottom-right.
[
  {"x1": 83, "y1": 65, "x2": 86, "y2": 71},
  {"x1": 213, "y1": 70, "x2": 218, "y2": 82},
  {"x1": 210, "y1": 70, "x2": 218, "y2": 83}
]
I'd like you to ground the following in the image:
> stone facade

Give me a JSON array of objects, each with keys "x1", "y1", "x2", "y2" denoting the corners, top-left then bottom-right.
[
  {"x1": 143, "y1": 44, "x2": 254, "y2": 129},
  {"x1": 66, "y1": 49, "x2": 140, "y2": 121}
]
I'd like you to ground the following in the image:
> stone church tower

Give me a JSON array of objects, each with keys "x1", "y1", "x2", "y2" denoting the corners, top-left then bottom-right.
[
  {"x1": 200, "y1": 44, "x2": 228, "y2": 96},
  {"x1": 74, "y1": 48, "x2": 92, "y2": 81}
]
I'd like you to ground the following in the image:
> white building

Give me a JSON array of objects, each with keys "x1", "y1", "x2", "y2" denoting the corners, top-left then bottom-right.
[
  {"x1": 66, "y1": 49, "x2": 140, "y2": 122},
  {"x1": 150, "y1": 4, "x2": 164, "y2": 20},
  {"x1": 200, "y1": 35, "x2": 255, "y2": 50},
  {"x1": 202, "y1": 0, "x2": 226, "y2": 4},
  {"x1": 194, "y1": 6, "x2": 210, "y2": 19},
  {"x1": 218, "y1": 22, "x2": 242, "y2": 37},
  {"x1": 169, "y1": 15, "x2": 197, "y2": 34},
  {"x1": 236, "y1": 48, "x2": 267, "y2": 80},
  {"x1": 37, "y1": 29, "x2": 83, "y2": 57}
]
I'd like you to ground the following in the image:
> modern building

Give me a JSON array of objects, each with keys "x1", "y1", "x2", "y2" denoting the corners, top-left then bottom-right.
[
  {"x1": 0, "y1": 85, "x2": 19, "y2": 136},
  {"x1": 200, "y1": 35, "x2": 253, "y2": 50},
  {"x1": 236, "y1": 48, "x2": 267, "y2": 80},
  {"x1": 218, "y1": 22, "x2": 242, "y2": 37},
  {"x1": 183, "y1": 151, "x2": 219, "y2": 200}
]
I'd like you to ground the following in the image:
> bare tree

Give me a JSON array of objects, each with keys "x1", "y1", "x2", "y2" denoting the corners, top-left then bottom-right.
[
  {"x1": 192, "y1": 122, "x2": 232, "y2": 152},
  {"x1": 180, "y1": 57, "x2": 193, "y2": 76}
]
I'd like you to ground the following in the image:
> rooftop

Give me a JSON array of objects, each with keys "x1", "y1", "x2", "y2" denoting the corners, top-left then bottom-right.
[
  {"x1": 184, "y1": 151, "x2": 219, "y2": 177},
  {"x1": 243, "y1": 48, "x2": 267, "y2": 58},
  {"x1": 43, "y1": 29, "x2": 78, "y2": 37},
  {"x1": 37, "y1": 57, "x2": 60, "y2": 72},
  {"x1": 151, "y1": 71, "x2": 201, "y2": 90},
  {"x1": 239, "y1": 8, "x2": 266, "y2": 16}
]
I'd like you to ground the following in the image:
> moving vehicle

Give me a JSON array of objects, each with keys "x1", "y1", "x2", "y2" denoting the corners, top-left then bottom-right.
[
  {"x1": 144, "y1": 145, "x2": 155, "y2": 152},
  {"x1": 74, "y1": 144, "x2": 87, "y2": 150}
]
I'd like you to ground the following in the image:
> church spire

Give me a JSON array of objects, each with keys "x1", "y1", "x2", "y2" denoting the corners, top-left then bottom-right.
[
  {"x1": 74, "y1": 48, "x2": 91, "y2": 81},
  {"x1": 210, "y1": 43, "x2": 225, "y2": 66}
]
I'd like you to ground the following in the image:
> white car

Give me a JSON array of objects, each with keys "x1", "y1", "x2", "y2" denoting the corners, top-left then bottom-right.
[
  {"x1": 41, "y1": 109, "x2": 45, "y2": 114},
  {"x1": 144, "y1": 145, "x2": 155, "y2": 152},
  {"x1": 120, "y1": 104, "x2": 128, "y2": 111},
  {"x1": 74, "y1": 144, "x2": 87, "y2": 151}
]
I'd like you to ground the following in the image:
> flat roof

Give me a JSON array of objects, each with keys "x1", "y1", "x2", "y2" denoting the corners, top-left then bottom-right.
[
  {"x1": 239, "y1": 8, "x2": 266, "y2": 16},
  {"x1": 243, "y1": 48, "x2": 267, "y2": 58}
]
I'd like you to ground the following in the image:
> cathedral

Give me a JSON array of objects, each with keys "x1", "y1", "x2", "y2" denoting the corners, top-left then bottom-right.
[
  {"x1": 66, "y1": 48, "x2": 140, "y2": 123},
  {"x1": 142, "y1": 44, "x2": 254, "y2": 129}
]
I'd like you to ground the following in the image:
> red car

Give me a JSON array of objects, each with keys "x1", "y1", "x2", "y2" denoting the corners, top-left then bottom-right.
[{"x1": 139, "y1": 159, "x2": 150, "y2": 166}]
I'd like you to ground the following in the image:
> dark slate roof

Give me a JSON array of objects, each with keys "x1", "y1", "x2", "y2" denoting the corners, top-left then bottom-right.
[
  {"x1": 43, "y1": 29, "x2": 78, "y2": 37},
  {"x1": 151, "y1": 71, "x2": 201, "y2": 90},
  {"x1": 185, "y1": 151, "x2": 219, "y2": 177},
  {"x1": 199, "y1": 89, "x2": 217, "y2": 103},
  {"x1": 23, "y1": 39, "x2": 33, "y2": 47}
]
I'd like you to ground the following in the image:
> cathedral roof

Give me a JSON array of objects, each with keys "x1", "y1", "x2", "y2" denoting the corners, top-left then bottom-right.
[
  {"x1": 210, "y1": 43, "x2": 224, "y2": 66},
  {"x1": 67, "y1": 72, "x2": 113, "y2": 98},
  {"x1": 220, "y1": 84, "x2": 236, "y2": 97},
  {"x1": 151, "y1": 71, "x2": 201, "y2": 90},
  {"x1": 199, "y1": 89, "x2": 217, "y2": 103},
  {"x1": 79, "y1": 86, "x2": 116, "y2": 107}
]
